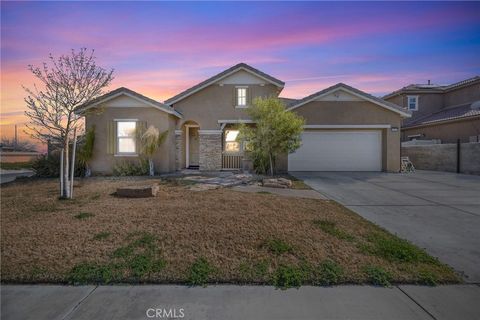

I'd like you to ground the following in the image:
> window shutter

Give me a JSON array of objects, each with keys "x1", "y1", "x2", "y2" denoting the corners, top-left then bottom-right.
[
  {"x1": 233, "y1": 87, "x2": 238, "y2": 107},
  {"x1": 107, "y1": 121, "x2": 116, "y2": 154},
  {"x1": 247, "y1": 86, "x2": 253, "y2": 106},
  {"x1": 136, "y1": 121, "x2": 147, "y2": 154}
]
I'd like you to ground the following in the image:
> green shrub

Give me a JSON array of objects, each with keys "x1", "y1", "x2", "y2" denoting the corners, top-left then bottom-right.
[
  {"x1": 364, "y1": 265, "x2": 392, "y2": 287},
  {"x1": 32, "y1": 151, "x2": 85, "y2": 177},
  {"x1": 188, "y1": 257, "x2": 215, "y2": 286},
  {"x1": 238, "y1": 260, "x2": 269, "y2": 280},
  {"x1": 264, "y1": 238, "x2": 293, "y2": 255},
  {"x1": 317, "y1": 260, "x2": 343, "y2": 285},
  {"x1": 273, "y1": 265, "x2": 304, "y2": 289},
  {"x1": 113, "y1": 159, "x2": 149, "y2": 176}
]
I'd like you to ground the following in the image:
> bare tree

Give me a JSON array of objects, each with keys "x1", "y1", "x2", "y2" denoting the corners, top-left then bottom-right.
[{"x1": 24, "y1": 48, "x2": 114, "y2": 198}]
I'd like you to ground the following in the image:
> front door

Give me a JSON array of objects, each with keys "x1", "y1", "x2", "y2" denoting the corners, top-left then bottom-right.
[{"x1": 187, "y1": 127, "x2": 199, "y2": 167}]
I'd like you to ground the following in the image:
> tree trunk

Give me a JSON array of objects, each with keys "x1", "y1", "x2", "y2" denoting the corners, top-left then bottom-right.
[
  {"x1": 149, "y1": 159, "x2": 154, "y2": 176},
  {"x1": 269, "y1": 153, "x2": 274, "y2": 176},
  {"x1": 62, "y1": 140, "x2": 70, "y2": 198}
]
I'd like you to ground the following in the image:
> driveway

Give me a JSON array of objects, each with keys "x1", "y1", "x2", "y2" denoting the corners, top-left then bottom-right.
[{"x1": 291, "y1": 171, "x2": 480, "y2": 283}]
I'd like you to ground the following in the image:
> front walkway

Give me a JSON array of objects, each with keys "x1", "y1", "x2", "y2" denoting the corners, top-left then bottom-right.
[
  {"x1": 291, "y1": 170, "x2": 480, "y2": 283},
  {"x1": 2, "y1": 284, "x2": 479, "y2": 320}
]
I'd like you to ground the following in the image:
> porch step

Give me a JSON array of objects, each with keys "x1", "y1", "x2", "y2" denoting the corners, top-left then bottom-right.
[{"x1": 187, "y1": 165, "x2": 199, "y2": 170}]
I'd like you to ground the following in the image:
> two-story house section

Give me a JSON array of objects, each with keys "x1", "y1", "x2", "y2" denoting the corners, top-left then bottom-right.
[{"x1": 384, "y1": 76, "x2": 480, "y2": 143}]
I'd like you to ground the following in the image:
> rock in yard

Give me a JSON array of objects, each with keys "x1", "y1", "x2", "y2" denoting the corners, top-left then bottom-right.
[
  {"x1": 262, "y1": 178, "x2": 292, "y2": 189},
  {"x1": 189, "y1": 183, "x2": 220, "y2": 192},
  {"x1": 116, "y1": 184, "x2": 159, "y2": 198}
]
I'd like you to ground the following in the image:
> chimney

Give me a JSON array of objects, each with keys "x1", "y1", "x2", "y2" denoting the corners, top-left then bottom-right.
[{"x1": 428, "y1": 80, "x2": 431, "y2": 85}]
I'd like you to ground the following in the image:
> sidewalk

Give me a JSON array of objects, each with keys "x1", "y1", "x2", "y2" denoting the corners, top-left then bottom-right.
[
  {"x1": 2, "y1": 284, "x2": 479, "y2": 320},
  {"x1": 0, "y1": 169, "x2": 34, "y2": 184}
]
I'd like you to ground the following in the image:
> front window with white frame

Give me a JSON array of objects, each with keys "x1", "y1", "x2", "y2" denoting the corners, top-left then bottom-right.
[
  {"x1": 407, "y1": 96, "x2": 418, "y2": 111},
  {"x1": 117, "y1": 121, "x2": 137, "y2": 154},
  {"x1": 236, "y1": 87, "x2": 247, "y2": 107}
]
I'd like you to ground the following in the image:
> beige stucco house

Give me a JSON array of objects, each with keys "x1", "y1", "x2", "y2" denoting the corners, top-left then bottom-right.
[
  {"x1": 383, "y1": 76, "x2": 480, "y2": 143},
  {"x1": 75, "y1": 63, "x2": 411, "y2": 174}
]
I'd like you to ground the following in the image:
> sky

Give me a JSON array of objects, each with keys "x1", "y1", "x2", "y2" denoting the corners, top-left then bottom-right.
[{"x1": 1, "y1": 1, "x2": 480, "y2": 134}]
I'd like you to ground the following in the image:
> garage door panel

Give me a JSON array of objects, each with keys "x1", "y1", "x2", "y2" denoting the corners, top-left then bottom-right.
[{"x1": 288, "y1": 131, "x2": 382, "y2": 171}]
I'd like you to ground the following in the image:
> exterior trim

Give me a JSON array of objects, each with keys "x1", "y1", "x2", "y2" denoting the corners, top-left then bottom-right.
[
  {"x1": 75, "y1": 89, "x2": 183, "y2": 118},
  {"x1": 304, "y1": 124, "x2": 391, "y2": 129},
  {"x1": 402, "y1": 114, "x2": 480, "y2": 130},
  {"x1": 218, "y1": 119, "x2": 254, "y2": 124},
  {"x1": 198, "y1": 130, "x2": 222, "y2": 134},
  {"x1": 287, "y1": 85, "x2": 411, "y2": 118}
]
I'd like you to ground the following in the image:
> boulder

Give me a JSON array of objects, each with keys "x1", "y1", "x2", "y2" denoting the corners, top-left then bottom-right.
[
  {"x1": 262, "y1": 178, "x2": 293, "y2": 189},
  {"x1": 116, "y1": 184, "x2": 159, "y2": 198}
]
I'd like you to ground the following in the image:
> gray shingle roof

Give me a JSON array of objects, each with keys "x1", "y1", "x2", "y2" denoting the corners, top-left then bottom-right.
[
  {"x1": 383, "y1": 76, "x2": 480, "y2": 99},
  {"x1": 287, "y1": 83, "x2": 411, "y2": 117},
  {"x1": 165, "y1": 63, "x2": 285, "y2": 105},
  {"x1": 403, "y1": 103, "x2": 480, "y2": 128},
  {"x1": 75, "y1": 87, "x2": 182, "y2": 118}
]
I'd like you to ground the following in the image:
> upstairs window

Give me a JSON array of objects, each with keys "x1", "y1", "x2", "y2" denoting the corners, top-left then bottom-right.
[
  {"x1": 117, "y1": 121, "x2": 137, "y2": 154},
  {"x1": 407, "y1": 96, "x2": 418, "y2": 111},
  {"x1": 236, "y1": 87, "x2": 247, "y2": 107}
]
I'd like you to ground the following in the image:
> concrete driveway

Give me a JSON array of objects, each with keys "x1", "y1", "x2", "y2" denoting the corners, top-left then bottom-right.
[{"x1": 291, "y1": 171, "x2": 480, "y2": 283}]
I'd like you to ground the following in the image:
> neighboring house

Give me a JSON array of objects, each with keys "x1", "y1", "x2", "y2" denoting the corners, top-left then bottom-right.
[
  {"x1": 383, "y1": 76, "x2": 480, "y2": 143},
  {"x1": 75, "y1": 63, "x2": 410, "y2": 174}
]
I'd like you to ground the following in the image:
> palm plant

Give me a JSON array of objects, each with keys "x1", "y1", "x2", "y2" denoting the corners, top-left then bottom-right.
[
  {"x1": 77, "y1": 126, "x2": 95, "y2": 177},
  {"x1": 140, "y1": 125, "x2": 168, "y2": 176}
]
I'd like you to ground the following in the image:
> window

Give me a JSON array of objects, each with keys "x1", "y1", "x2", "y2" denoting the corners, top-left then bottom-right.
[
  {"x1": 236, "y1": 87, "x2": 247, "y2": 107},
  {"x1": 117, "y1": 121, "x2": 137, "y2": 154},
  {"x1": 407, "y1": 96, "x2": 418, "y2": 111},
  {"x1": 224, "y1": 130, "x2": 240, "y2": 152}
]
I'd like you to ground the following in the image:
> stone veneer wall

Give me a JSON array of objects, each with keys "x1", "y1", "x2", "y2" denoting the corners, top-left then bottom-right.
[
  {"x1": 175, "y1": 131, "x2": 183, "y2": 170},
  {"x1": 199, "y1": 133, "x2": 222, "y2": 171}
]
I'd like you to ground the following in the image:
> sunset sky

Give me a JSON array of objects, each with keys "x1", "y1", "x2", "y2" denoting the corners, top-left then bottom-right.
[{"x1": 1, "y1": 1, "x2": 480, "y2": 134}]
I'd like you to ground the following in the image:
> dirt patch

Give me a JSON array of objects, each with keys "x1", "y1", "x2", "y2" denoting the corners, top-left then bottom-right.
[{"x1": 0, "y1": 177, "x2": 459, "y2": 286}]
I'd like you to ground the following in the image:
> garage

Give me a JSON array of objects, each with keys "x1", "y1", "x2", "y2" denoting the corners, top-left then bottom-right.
[{"x1": 288, "y1": 130, "x2": 382, "y2": 171}]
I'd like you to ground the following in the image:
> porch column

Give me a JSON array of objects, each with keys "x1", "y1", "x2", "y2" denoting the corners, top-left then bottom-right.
[
  {"x1": 175, "y1": 130, "x2": 183, "y2": 171},
  {"x1": 199, "y1": 130, "x2": 222, "y2": 171}
]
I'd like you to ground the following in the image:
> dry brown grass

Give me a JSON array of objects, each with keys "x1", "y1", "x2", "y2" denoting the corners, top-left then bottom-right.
[{"x1": 1, "y1": 177, "x2": 459, "y2": 286}]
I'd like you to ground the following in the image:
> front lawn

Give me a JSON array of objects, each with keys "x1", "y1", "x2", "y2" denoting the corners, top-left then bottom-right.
[{"x1": 0, "y1": 178, "x2": 459, "y2": 287}]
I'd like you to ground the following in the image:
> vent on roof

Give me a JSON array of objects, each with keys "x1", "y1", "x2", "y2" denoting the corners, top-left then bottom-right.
[{"x1": 471, "y1": 100, "x2": 480, "y2": 110}]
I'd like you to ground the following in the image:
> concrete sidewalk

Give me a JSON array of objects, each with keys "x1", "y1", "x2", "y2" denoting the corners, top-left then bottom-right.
[
  {"x1": 0, "y1": 169, "x2": 34, "y2": 184},
  {"x1": 2, "y1": 284, "x2": 479, "y2": 320}
]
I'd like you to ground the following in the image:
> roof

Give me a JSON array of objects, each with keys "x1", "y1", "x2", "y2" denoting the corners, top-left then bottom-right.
[
  {"x1": 74, "y1": 87, "x2": 183, "y2": 118},
  {"x1": 279, "y1": 97, "x2": 299, "y2": 106},
  {"x1": 165, "y1": 63, "x2": 285, "y2": 105},
  {"x1": 383, "y1": 76, "x2": 480, "y2": 99},
  {"x1": 286, "y1": 83, "x2": 411, "y2": 117},
  {"x1": 403, "y1": 102, "x2": 480, "y2": 128}
]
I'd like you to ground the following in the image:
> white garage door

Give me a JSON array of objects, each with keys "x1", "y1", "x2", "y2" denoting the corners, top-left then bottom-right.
[{"x1": 288, "y1": 130, "x2": 382, "y2": 171}]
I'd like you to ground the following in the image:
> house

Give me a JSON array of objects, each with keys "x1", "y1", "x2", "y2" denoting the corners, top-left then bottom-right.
[
  {"x1": 383, "y1": 76, "x2": 480, "y2": 143},
  {"x1": 75, "y1": 63, "x2": 410, "y2": 174}
]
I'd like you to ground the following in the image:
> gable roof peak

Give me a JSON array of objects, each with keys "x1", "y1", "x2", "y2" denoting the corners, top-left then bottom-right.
[
  {"x1": 287, "y1": 82, "x2": 411, "y2": 118},
  {"x1": 165, "y1": 62, "x2": 285, "y2": 105}
]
